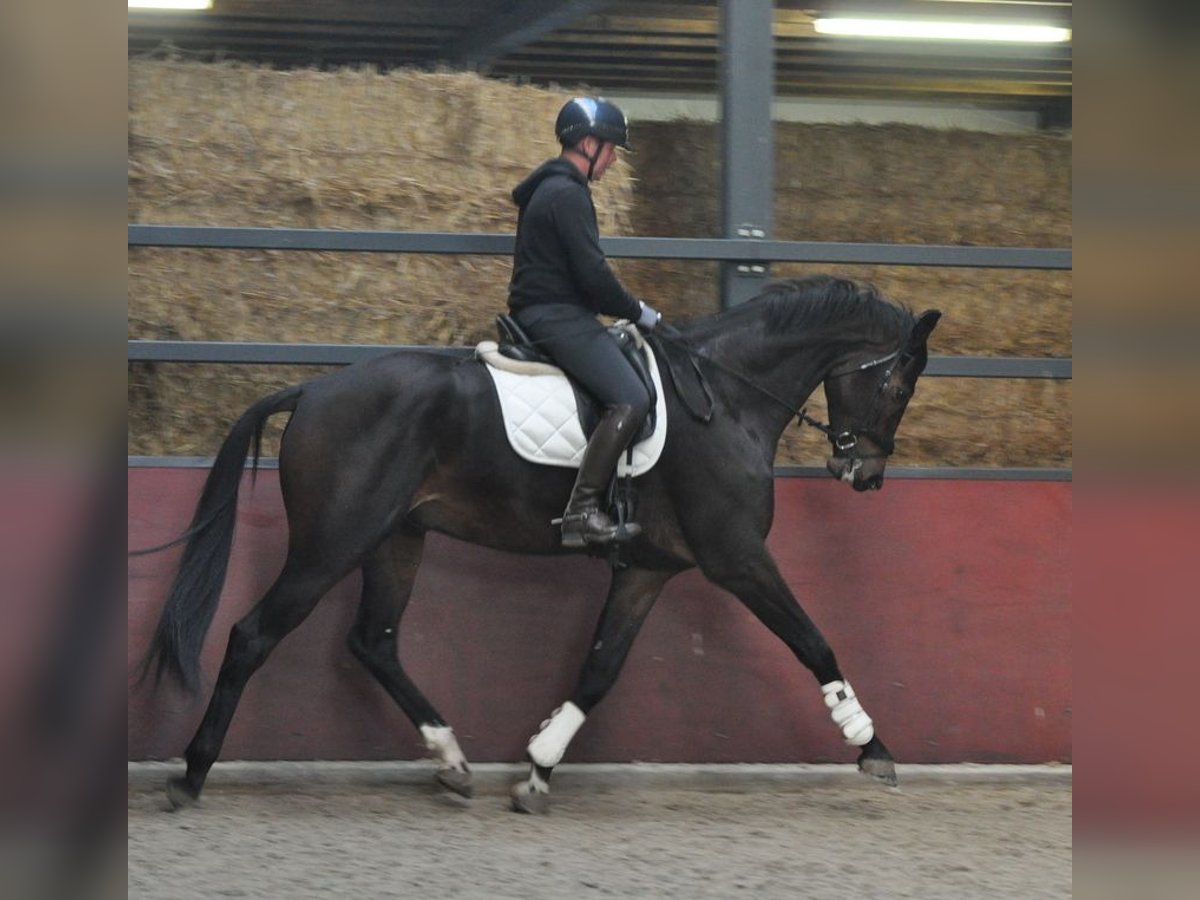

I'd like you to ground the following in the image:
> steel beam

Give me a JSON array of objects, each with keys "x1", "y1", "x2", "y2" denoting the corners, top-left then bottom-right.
[
  {"x1": 719, "y1": 0, "x2": 775, "y2": 307},
  {"x1": 128, "y1": 224, "x2": 1072, "y2": 269},
  {"x1": 126, "y1": 340, "x2": 1070, "y2": 379},
  {"x1": 441, "y1": 0, "x2": 617, "y2": 68}
]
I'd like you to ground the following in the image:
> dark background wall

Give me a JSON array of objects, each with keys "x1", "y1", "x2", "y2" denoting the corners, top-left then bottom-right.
[{"x1": 129, "y1": 469, "x2": 1070, "y2": 765}]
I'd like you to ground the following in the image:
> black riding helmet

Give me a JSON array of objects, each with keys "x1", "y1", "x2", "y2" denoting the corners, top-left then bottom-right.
[
  {"x1": 555, "y1": 97, "x2": 631, "y2": 150},
  {"x1": 555, "y1": 98, "x2": 631, "y2": 182}
]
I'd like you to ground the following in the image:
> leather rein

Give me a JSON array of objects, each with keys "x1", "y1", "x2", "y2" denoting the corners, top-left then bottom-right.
[{"x1": 655, "y1": 333, "x2": 902, "y2": 458}]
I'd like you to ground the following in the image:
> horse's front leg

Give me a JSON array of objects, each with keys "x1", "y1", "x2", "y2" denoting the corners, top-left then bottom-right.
[
  {"x1": 703, "y1": 543, "x2": 897, "y2": 786},
  {"x1": 511, "y1": 565, "x2": 673, "y2": 814}
]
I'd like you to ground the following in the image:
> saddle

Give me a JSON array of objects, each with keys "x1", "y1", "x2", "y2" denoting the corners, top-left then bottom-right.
[
  {"x1": 475, "y1": 316, "x2": 667, "y2": 477},
  {"x1": 493, "y1": 314, "x2": 658, "y2": 445}
]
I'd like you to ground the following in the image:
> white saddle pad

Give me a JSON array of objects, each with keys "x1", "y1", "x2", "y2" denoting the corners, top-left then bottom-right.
[{"x1": 477, "y1": 333, "x2": 667, "y2": 477}]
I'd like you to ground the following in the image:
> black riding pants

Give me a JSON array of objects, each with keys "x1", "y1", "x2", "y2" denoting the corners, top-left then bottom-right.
[{"x1": 512, "y1": 303, "x2": 652, "y2": 422}]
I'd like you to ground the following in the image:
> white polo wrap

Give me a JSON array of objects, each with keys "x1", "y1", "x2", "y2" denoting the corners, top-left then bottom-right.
[
  {"x1": 822, "y1": 680, "x2": 875, "y2": 746},
  {"x1": 527, "y1": 702, "x2": 586, "y2": 768},
  {"x1": 420, "y1": 725, "x2": 468, "y2": 770}
]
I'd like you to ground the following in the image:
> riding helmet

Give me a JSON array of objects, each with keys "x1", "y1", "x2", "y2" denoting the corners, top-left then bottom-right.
[{"x1": 555, "y1": 97, "x2": 631, "y2": 150}]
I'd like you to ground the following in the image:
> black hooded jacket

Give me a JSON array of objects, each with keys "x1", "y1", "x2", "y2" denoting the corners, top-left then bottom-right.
[{"x1": 506, "y1": 158, "x2": 641, "y2": 321}]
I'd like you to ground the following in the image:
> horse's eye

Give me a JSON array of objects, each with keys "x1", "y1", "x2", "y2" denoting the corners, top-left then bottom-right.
[{"x1": 893, "y1": 387, "x2": 911, "y2": 402}]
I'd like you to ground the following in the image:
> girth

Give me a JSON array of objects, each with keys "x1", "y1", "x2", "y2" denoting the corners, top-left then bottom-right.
[{"x1": 494, "y1": 314, "x2": 658, "y2": 444}]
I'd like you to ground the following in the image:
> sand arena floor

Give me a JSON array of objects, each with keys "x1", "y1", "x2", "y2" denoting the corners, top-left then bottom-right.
[{"x1": 129, "y1": 762, "x2": 1071, "y2": 900}]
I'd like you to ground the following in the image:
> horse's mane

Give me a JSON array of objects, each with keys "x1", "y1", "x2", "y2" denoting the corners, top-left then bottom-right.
[
  {"x1": 761, "y1": 276, "x2": 912, "y2": 338},
  {"x1": 700, "y1": 275, "x2": 913, "y2": 344}
]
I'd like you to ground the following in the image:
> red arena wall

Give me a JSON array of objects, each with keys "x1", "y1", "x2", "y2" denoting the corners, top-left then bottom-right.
[{"x1": 128, "y1": 468, "x2": 1070, "y2": 765}]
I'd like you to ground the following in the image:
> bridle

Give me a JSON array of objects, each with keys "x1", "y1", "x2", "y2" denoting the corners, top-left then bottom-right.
[
  {"x1": 799, "y1": 348, "x2": 902, "y2": 458},
  {"x1": 657, "y1": 333, "x2": 904, "y2": 458}
]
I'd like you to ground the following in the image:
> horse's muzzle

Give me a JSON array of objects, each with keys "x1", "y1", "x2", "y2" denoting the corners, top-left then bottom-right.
[{"x1": 826, "y1": 455, "x2": 886, "y2": 491}]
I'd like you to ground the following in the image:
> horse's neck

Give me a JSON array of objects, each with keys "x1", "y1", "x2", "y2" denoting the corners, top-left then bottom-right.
[{"x1": 701, "y1": 328, "x2": 836, "y2": 437}]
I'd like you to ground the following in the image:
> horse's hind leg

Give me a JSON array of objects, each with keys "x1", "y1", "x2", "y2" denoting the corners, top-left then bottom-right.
[
  {"x1": 511, "y1": 565, "x2": 672, "y2": 814},
  {"x1": 166, "y1": 559, "x2": 349, "y2": 809},
  {"x1": 347, "y1": 527, "x2": 472, "y2": 797}
]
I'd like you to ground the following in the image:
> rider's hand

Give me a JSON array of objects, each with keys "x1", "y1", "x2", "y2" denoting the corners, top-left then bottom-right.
[
  {"x1": 636, "y1": 301, "x2": 684, "y2": 341},
  {"x1": 635, "y1": 300, "x2": 662, "y2": 332}
]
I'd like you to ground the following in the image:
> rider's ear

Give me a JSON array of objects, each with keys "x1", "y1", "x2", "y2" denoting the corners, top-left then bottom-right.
[{"x1": 907, "y1": 310, "x2": 942, "y2": 350}]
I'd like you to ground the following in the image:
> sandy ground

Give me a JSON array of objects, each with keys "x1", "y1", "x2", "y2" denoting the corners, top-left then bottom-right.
[{"x1": 129, "y1": 762, "x2": 1071, "y2": 900}]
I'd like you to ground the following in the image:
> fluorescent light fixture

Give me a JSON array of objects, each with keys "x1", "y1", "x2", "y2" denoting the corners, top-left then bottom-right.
[
  {"x1": 814, "y1": 18, "x2": 1071, "y2": 43},
  {"x1": 129, "y1": 0, "x2": 213, "y2": 10}
]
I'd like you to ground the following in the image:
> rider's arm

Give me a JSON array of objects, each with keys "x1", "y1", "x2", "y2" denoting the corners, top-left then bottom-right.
[{"x1": 551, "y1": 187, "x2": 642, "y2": 321}]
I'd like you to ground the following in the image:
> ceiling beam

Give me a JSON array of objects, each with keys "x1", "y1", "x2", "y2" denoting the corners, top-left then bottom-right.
[{"x1": 440, "y1": 0, "x2": 619, "y2": 67}]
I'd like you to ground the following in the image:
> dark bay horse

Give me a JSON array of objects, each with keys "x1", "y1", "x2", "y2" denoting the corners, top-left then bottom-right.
[{"x1": 141, "y1": 275, "x2": 941, "y2": 814}]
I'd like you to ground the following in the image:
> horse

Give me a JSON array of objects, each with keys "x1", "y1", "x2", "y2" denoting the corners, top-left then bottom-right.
[{"x1": 139, "y1": 274, "x2": 941, "y2": 814}]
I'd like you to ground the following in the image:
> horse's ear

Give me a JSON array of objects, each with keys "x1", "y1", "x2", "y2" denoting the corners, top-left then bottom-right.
[{"x1": 907, "y1": 309, "x2": 942, "y2": 349}]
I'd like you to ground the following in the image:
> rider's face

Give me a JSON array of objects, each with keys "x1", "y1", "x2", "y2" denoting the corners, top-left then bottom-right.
[{"x1": 587, "y1": 139, "x2": 618, "y2": 180}]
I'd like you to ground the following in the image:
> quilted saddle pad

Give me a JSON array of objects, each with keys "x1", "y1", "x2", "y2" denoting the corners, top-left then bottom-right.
[{"x1": 478, "y1": 338, "x2": 667, "y2": 477}]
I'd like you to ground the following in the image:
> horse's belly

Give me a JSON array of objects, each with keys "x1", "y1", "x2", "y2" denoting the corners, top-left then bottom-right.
[{"x1": 407, "y1": 496, "x2": 565, "y2": 556}]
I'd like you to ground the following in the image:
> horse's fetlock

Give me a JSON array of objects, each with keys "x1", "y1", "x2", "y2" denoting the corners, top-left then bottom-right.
[
  {"x1": 527, "y1": 702, "x2": 586, "y2": 768},
  {"x1": 421, "y1": 724, "x2": 469, "y2": 772},
  {"x1": 822, "y1": 679, "x2": 875, "y2": 746}
]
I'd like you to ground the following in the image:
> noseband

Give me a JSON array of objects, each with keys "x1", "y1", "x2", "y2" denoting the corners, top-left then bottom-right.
[{"x1": 799, "y1": 349, "x2": 901, "y2": 458}]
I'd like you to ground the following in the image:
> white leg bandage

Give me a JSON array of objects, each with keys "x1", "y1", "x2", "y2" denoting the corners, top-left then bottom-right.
[
  {"x1": 420, "y1": 725, "x2": 469, "y2": 771},
  {"x1": 527, "y1": 702, "x2": 586, "y2": 768},
  {"x1": 822, "y1": 680, "x2": 875, "y2": 746}
]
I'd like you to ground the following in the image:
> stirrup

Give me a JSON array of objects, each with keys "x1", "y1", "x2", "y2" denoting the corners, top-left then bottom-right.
[{"x1": 558, "y1": 509, "x2": 641, "y2": 548}]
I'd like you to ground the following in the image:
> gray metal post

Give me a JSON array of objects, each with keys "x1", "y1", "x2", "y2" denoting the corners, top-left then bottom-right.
[{"x1": 719, "y1": 0, "x2": 775, "y2": 308}]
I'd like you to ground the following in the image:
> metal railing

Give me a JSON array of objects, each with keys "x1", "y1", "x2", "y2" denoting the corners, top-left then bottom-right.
[{"x1": 128, "y1": 224, "x2": 1072, "y2": 479}]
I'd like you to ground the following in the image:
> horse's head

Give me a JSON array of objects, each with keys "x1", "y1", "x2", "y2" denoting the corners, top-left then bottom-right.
[{"x1": 820, "y1": 309, "x2": 941, "y2": 491}]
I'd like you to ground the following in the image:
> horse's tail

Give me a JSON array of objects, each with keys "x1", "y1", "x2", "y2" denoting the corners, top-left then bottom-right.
[{"x1": 138, "y1": 385, "x2": 303, "y2": 695}]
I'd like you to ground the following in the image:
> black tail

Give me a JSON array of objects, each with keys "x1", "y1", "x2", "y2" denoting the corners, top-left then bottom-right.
[{"x1": 138, "y1": 385, "x2": 302, "y2": 694}]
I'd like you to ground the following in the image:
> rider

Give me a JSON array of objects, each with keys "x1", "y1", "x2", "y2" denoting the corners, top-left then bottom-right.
[{"x1": 507, "y1": 97, "x2": 673, "y2": 548}]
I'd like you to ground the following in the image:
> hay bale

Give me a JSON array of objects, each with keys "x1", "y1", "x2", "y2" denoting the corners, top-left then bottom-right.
[
  {"x1": 129, "y1": 61, "x2": 1071, "y2": 469},
  {"x1": 129, "y1": 61, "x2": 633, "y2": 232},
  {"x1": 129, "y1": 60, "x2": 634, "y2": 455},
  {"x1": 620, "y1": 121, "x2": 1071, "y2": 468}
]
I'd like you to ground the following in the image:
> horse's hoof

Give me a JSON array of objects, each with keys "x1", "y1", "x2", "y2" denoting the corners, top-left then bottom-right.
[
  {"x1": 857, "y1": 755, "x2": 898, "y2": 787},
  {"x1": 435, "y1": 767, "x2": 473, "y2": 798},
  {"x1": 510, "y1": 781, "x2": 550, "y2": 815},
  {"x1": 165, "y1": 776, "x2": 199, "y2": 811}
]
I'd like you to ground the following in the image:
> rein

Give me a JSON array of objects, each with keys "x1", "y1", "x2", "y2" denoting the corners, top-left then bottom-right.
[
  {"x1": 496, "y1": 320, "x2": 902, "y2": 457},
  {"x1": 656, "y1": 331, "x2": 900, "y2": 457}
]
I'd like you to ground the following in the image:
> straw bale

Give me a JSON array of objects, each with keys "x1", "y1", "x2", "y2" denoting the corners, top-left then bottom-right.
[
  {"x1": 129, "y1": 60, "x2": 633, "y2": 456},
  {"x1": 129, "y1": 60, "x2": 1071, "y2": 470},
  {"x1": 619, "y1": 121, "x2": 1071, "y2": 469},
  {"x1": 129, "y1": 61, "x2": 632, "y2": 232}
]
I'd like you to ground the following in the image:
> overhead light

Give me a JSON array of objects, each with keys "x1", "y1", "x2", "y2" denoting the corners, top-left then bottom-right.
[
  {"x1": 814, "y1": 18, "x2": 1071, "y2": 43},
  {"x1": 128, "y1": 1, "x2": 213, "y2": 10}
]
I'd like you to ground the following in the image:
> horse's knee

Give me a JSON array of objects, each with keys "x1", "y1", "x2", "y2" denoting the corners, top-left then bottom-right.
[
  {"x1": 222, "y1": 620, "x2": 271, "y2": 673},
  {"x1": 347, "y1": 625, "x2": 394, "y2": 668}
]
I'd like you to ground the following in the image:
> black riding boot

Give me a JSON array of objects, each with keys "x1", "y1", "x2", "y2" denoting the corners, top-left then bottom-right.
[{"x1": 560, "y1": 404, "x2": 643, "y2": 548}]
